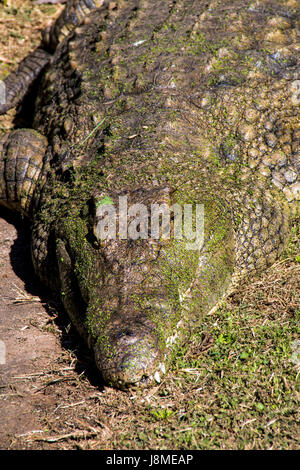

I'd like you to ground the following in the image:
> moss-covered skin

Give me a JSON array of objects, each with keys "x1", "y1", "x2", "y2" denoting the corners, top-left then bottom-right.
[{"x1": 0, "y1": 0, "x2": 299, "y2": 388}]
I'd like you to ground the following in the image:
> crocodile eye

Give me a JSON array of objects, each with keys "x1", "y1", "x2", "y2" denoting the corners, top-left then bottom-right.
[{"x1": 117, "y1": 330, "x2": 134, "y2": 338}]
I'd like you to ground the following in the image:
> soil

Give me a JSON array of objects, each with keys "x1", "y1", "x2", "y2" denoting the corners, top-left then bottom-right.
[
  {"x1": 0, "y1": 208, "x2": 110, "y2": 450},
  {"x1": 0, "y1": 209, "x2": 60, "y2": 448}
]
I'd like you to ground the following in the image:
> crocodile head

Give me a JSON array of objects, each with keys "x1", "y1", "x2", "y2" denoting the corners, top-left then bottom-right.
[
  {"x1": 88, "y1": 187, "x2": 179, "y2": 387},
  {"x1": 55, "y1": 185, "x2": 235, "y2": 388}
]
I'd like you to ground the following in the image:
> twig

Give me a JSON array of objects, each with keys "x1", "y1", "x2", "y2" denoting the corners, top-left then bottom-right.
[
  {"x1": 12, "y1": 367, "x2": 75, "y2": 380},
  {"x1": 17, "y1": 430, "x2": 44, "y2": 438},
  {"x1": 265, "y1": 418, "x2": 278, "y2": 428},
  {"x1": 174, "y1": 427, "x2": 194, "y2": 434},
  {"x1": 31, "y1": 430, "x2": 97, "y2": 442},
  {"x1": 12, "y1": 284, "x2": 41, "y2": 304},
  {"x1": 0, "y1": 55, "x2": 14, "y2": 64},
  {"x1": 78, "y1": 118, "x2": 106, "y2": 147},
  {"x1": 34, "y1": 376, "x2": 76, "y2": 392},
  {"x1": 241, "y1": 418, "x2": 257, "y2": 429},
  {"x1": 54, "y1": 400, "x2": 85, "y2": 412}
]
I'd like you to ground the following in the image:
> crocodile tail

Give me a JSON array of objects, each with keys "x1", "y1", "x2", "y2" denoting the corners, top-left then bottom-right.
[
  {"x1": 0, "y1": 2, "x2": 105, "y2": 115},
  {"x1": 42, "y1": 0, "x2": 105, "y2": 52},
  {"x1": 0, "y1": 129, "x2": 49, "y2": 217}
]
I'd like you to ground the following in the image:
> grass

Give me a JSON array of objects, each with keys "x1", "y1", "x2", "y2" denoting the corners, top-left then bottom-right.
[{"x1": 0, "y1": 0, "x2": 299, "y2": 450}]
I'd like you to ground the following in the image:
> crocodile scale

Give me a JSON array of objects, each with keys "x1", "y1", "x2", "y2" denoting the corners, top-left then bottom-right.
[{"x1": 0, "y1": 0, "x2": 299, "y2": 388}]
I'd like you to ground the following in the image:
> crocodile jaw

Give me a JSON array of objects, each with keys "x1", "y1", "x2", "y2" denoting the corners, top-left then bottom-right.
[{"x1": 94, "y1": 330, "x2": 162, "y2": 388}]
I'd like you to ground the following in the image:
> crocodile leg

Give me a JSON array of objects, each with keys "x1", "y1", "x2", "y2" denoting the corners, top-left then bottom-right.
[
  {"x1": 0, "y1": 0, "x2": 105, "y2": 115},
  {"x1": 0, "y1": 129, "x2": 49, "y2": 217}
]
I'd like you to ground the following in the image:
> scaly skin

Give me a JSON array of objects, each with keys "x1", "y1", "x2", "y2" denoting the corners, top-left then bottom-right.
[{"x1": 0, "y1": 0, "x2": 299, "y2": 388}]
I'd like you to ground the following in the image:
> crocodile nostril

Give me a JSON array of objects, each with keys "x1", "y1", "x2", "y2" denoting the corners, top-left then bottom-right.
[
  {"x1": 115, "y1": 329, "x2": 138, "y2": 345},
  {"x1": 116, "y1": 329, "x2": 134, "y2": 339},
  {"x1": 124, "y1": 330, "x2": 134, "y2": 337}
]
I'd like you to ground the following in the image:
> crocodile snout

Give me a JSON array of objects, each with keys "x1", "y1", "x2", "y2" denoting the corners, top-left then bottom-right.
[{"x1": 94, "y1": 325, "x2": 163, "y2": 388}]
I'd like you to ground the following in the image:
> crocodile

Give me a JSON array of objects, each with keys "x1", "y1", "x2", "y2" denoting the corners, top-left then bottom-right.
[{"x1": 0, "y1": 0, "x2": 299, "y2": 388}]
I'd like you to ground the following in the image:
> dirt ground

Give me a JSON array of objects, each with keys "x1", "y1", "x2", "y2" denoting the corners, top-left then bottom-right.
[
  {"x1": 0, "y1": 0, "x2": 299, "y2": 451},
  {"x1": 0, "y1": 210, "x2": 61, "y2": 448},
  {"x1": 0, "y1": 209, "x2": 112, "y2": 450}
]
